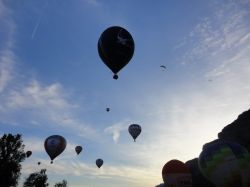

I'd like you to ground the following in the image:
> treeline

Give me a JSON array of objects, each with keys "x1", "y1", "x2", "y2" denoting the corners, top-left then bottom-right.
[{"x1": 0, "y1": 133, "x2": 67, "y2": 187}]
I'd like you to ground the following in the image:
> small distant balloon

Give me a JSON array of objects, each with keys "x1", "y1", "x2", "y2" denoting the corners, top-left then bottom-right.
[
  {"x1": 162, "y1": 159, "x2": 192, "y2": 187},
  {"x1": 44, "y1": 135, "x2": 67, "y2": 163},
  {"x1": 75, "y1": 146, "x2": 82, "y2": 155},
  {"x1": 198, "y1": 140, "x2": 250, "y2": 187},
  {"x1": 128, "y1": 124, "x2": 141, "y2": 142},
  {"x1": 96, "y1": 158, "x2": 103, "y2": 168},
  {"x1": 106, "y1": 108, "x2": 110, "y2": 112},
  {"x1": 98, "y1": 26, "x2": 135, "y2": 79},
  {"x1": 37, "y1": 162, "x2": 41, "y2": 165},
  {"x1": 26, "y1": 151, "x2": 32, "y2": 158}
]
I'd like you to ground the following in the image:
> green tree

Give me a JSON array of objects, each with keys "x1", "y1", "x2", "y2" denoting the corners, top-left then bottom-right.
[
  {"x1": 23, "y1": 169, "x2": 49, "y2": 187},
  {"x1": 0, "y1": 133, "x2": 26, "y2": 187},
  {"x1": 54, "y1": 180, "x2": 67, "y2": 187}
]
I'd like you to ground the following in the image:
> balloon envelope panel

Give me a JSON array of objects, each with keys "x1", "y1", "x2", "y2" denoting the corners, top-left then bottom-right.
[{"x1": 198, "y1": 141, "x2": 250, "y2": 187}]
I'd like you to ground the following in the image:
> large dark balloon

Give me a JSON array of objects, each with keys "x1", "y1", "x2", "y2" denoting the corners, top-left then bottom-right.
[
  {"x1": 128, "y1": 124, "x2": 141, "y2": 142},
  {"x1": 75, "y1": 146, "x2": 82, "y2": 155},
  {"x1": 26, "y1": 151, "x2": 32, "y2": 158},
  {"x1": 162, "y1": 159, "x2": 192, "y2": 187},
  {"x1": 96, "y1": 158, "x2": 103, "y2": 168},
  {"x1": 44, "y1": 135, "x2": 67, "y2": 163},
  {"x1": 98, "y1": 26, "x2": 135, "y2": 79},
  {"x1": 198, "y1": 140, "x2": 250, "y2": 187}
]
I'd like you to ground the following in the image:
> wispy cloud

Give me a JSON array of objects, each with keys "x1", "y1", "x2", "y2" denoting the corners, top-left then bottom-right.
[
  {"x1": 104, "y1": 120, "x2": 129, "y2": 143},
  {"x1": 177, "y1": 1, "x2": 250, "y2": 66},
  {"x1": 0, "y1": 1, "x2": 97, "y2": 140},
  {"x1": 0, "y1": 49, "x2": 14, "y2": 93},
  {"x1": 82, "y1": 0, "x2": 101, "y2": 7},
  {"x1": 31, "y1": 16, "x2": 41, "y2": 39}
]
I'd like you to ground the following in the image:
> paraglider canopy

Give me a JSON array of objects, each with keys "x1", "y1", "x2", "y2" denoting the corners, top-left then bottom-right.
[
  {"x1": 128, "y1": 124, "x2": 141, "y2": 142},
  {"x1": 75, "y1": 146, "x2": 82, "y2": 155},
  {"x1": 162, "y1": 159, "x2": 192, "y2": 187},
  {"x1": 96, "y1": 158, "x2": 103, "y2": 168},
  {"x1": 26, "y1": 151, "x2": 32, "y2": 158},
  {"x1": 44, "y1": 135, "x2": 67, "y2": 163},
  {"x1": 98, "y1": 26, "x2": 135, "y2": 79},
  {"x1": 160, "y1": 65, "x2": 166, "y2": 69}
]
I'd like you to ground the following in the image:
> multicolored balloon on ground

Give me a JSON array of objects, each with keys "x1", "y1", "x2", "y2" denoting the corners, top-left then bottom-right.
[
  {"x1": 162, "y1": 159, "x2": 192, "y2": 187},
  {"x1": 96, "y1": 158, "x2": 103, "y2": 168},
  {"x1": 198, "y1": 140, "x2": 250, "y2": 187},
  {"x1": 128, "y1": 124, "x2": 141, "y2": 142},
  {"x1": 44, "y1": 135, "x2": 67, "y2": 164},
  {"x1": 26, "y1": 151, "x2": 32, "y2": 158},
  {"x1": 98, "y1": 26, "x2": 135, "y2": 79},
  {"x1": 75, "y1": 146, "x2": 82, "y2": 155}
]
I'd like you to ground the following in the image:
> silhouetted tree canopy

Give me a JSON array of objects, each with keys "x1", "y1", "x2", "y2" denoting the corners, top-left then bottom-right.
[
  {"x1": 23, "y1": 169, "x2": 49, "y2": 187},
  {"x1": 0, "y1": 133, "x2": 26, "y2": 187},
  {"x1": 54, "y1": 180, "x2": 67, "y2": 187}
]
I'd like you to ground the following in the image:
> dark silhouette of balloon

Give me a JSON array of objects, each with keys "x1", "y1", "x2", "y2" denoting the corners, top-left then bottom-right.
[
  {"x1": 96, "y1": 158, "x2": 103, "y2": 168},
  {"x1": 98, "y1": 26, "x2": 135, "y2": 79},
  {"x1": 44, "y1": 135, "x2": 66, "y2": 163},
  {"x1": 37, "y1": 162, "x2": 41, "y2": 165},
  {"x1": 128, "y1": 124, "x2": 141, "y2": 142},
  {"x1": 26, "y1": 151, "x2": 32, "y2": 158},
  {"x1": 106, "y1": 108, "x2": 110, "y2": 112},
  {"x1": 75, "y1": 146, "x2": 82, "y2": 155},
  {"x1": 162, "y1": 159, "x2": 192, "y2": 187},
  {"x1": 198, "y1": 140, "x2": 250, "y2": 187}
]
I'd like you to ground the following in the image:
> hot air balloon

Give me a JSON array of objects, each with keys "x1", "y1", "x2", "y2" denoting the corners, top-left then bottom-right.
[
  {"x1": 44, "y1": 135, "x2": 67, "y2": 164},
  {"x1": 26, "y1": 151, "x2": 32, "y2": 158},
  {"x1": 162, "y1": 159, "x2": 192, "y2": 187},
  {"x1": 128, "y1": 124, "x2": 141, "y2": 142},
  {"x1": 75, "y1": 146, "x2": 82, "y2": 155},
  {"x1": 37, "y1": 162, "x2": 41, "y2": 165},
  {"x1": 198, "y1": 140, "x2": 250, "y2": 187},
  {"x1": 98, "y1": 26, "x2": 135, "y2": 79},
  {"x1": 96, "y1": 158, "x2": 103, "y2": 168},
  {"x1": 106, "y1": 108, "x2": 110, "y2": 112}
]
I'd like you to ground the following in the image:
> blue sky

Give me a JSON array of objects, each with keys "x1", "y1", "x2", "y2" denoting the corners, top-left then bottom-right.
[{"x1": 0, "y1": 0, "x2": 250, "y2": 187}]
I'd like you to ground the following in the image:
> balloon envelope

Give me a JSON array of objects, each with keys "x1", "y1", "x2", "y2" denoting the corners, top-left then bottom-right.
[
  {"x1": 44, "y1": 135, "x2": 67, "y2": 162},
  {"x1": 96, "y1": 158, "x2": 103, "y2": 168},
  {"x1": 26, "y1": 151, "x2": 32, "y2": 158},
  {"x1": 162, "y1": 159, "x2": 192, "y2": 187},
  {"x1": 75, "y1": 146, "x2": 82, "y2": 155},
  {"x1": 37, "y1": 162, "x2": 41, "y2": 165},
  {"x1": 128, "y1": 124, "x2": 141, "y2": 142},
  {"x1": 198, "y1": 140, "x2": 250, "y2": 187},
  {"x1": 98, "y1": 26, "x2": 135, "y2": 79}
]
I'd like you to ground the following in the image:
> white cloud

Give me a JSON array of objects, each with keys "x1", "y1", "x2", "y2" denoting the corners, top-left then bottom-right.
[
  {"x1": 0, "y1": 49, "x2": 14, "y2": 93},
  {"x1": 0, "y1": 1, "x2": 97, "y2": 140},
  {"x1": 83, "y1": 0, "x2": 101, "y2": 7},
  {"x1": 104, "y1": 120, "x2": 129, "y2": 143}
]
